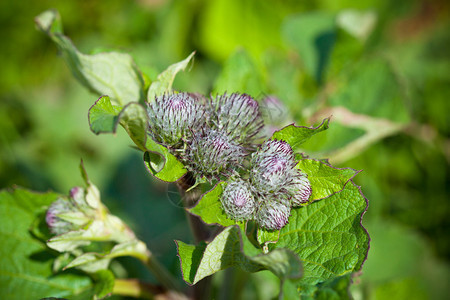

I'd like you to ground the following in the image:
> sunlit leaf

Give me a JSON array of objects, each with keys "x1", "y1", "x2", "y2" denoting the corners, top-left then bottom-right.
[
  {"x1": 176, "y1": 225, "x2": 302, "y2": 285},
  {"x1": 147, "y1": 52, "x2": 195, "y2": 101},
  {"x1": 35, "y1": 10, "x2": 145, "y2": 105},
  {"x1": 271, "y1": 118, "x2": 330, "y2": 150},
  {"x1": 0, "y1": 188, "x2": 93, "y2": 299},
  {"x1": 273, "y1": 181, "x2": 369, "y2": 286}
]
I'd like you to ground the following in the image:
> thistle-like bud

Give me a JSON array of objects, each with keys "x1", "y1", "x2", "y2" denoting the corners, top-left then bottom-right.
[
  {"x1": 256, "y1": 196, "x2": 291, "y2": 230},
  {"x1": 250, "y1": 140, "x2": 296, "y2": 193},
  {"x1": 209, "y1": 93, "x2": 264, "y2": 144},
  {"x1": 289, "y1": 172, "x2": 312, "y2": 206},
  {"x1": 46, "y1": 187, "x2": 94, "y2": 235},
  {"x1": 220, "y1": 179, "x2": 257, "y2": 221},
  {"x1": 147, "y1": 93, "x2": 206, "y2": 146},
  {"x1": 46, "y1": 199, "x2": 78, "y2": 235},
  {"x1": 187, "y1": 129, "x2": 245, "y2": 180}
]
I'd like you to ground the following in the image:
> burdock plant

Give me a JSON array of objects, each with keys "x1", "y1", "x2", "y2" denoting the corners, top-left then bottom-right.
[{"x1": 14, "y1": 10, "x2": 371, "y2": 300}]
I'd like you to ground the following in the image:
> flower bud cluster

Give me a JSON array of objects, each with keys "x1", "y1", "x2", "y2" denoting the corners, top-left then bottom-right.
[
  {"x1": 147, "y1": 92, "x2": 264, "y2": 182},
  {"x1": 219, "y1": 140, "x2": 312, "y2": 230},
  {"x1": 147, "y1": 92, "x2": 312, "y2": 231}
]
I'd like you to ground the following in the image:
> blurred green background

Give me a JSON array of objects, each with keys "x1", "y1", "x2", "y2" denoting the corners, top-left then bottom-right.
[{"x1": 1, "y1": 0, "x2": 449, "y2": 299}]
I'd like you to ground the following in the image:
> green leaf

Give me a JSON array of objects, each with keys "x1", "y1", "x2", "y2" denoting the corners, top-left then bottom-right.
[
  {"x1": 176, "y1": 226, "x2": 302, "y2": 285},
  {"x1": 213, "y1": 49, "x2": 264, "y2": 96},
  {"x1": 143, "y1": 140, "x2": 187, "y2": 182},
  {"x1": 88, "y1": 96, "x2": 187, "y2": 182},
  {"x1": 64, "y1": 240, "x2": 148, "y2": 273},
  {"x1": 88, "y1": 96, "x2": 122, "y2": 135},
  {"x1": 92, "y1": 270, "x2": 115, "y2": 299},
  {"x1": 89, "y1": 96, "x2": 149, "y2": 149},
  {"x1": 189, "y1": 182, "x2": 244, "y2": 229},
  {"x1": 296, "y1": 159, "x2": 359, "y2": 201},
  {"x1": 35, "y1": 9, "x2": 145, "y2": 105},
  {"x1": 271, "y1": 118, "x2": 330, "y2": 150},
  {"x1": 257, "y1": 228, "x2": 280, "y2": 248},
  {"x1": 118, "y1": 102, "x2": 149, "y2": 151},
  {"x1": 273, "y1": 181, "x2": 369, "y2": 286},
  {"x1": 0, "y1": 188, "x2": 93, "y2": 299},
  {"x1": 282, "y1": 12, "x2": 336, "y2": 84},
  {"x1": 147, "y1": 52, "x2": 195, "y2": 101},
  {"x1": 300, "y1": 274, "x2": 353, "y2": 300}
]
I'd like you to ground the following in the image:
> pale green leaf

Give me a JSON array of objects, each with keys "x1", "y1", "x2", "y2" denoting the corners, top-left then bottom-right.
[
  {"x1": 296, "y1": 159, "x2": 359, "y2": 201},
  {"x1": 147, "y1": 52, "x2": 195, "y2": 101},
  {"x1": 64, "y1": 240, "x2": 148, "y2": 273},
  {"x1": 189, "y1": 182, "x2": 244, "y2": 229},
  {"x1": 257, "y1": 228, "x2": 280, "y2": 248},
  {"x1": 271, "y1": 118, "x2": 329, "y2": 150},
  {"x1": 0, "y1": 188, "x2": 93, "y2": 299},
  {"x1": 35, "y1": 9, "x2": 145, "y2": 105},
  {"x1": 273, "y1": 181, "x2": 369, "y2": 286},
  {"x1": 176, "y1": 226, "x2": 302, "y2": 285}
]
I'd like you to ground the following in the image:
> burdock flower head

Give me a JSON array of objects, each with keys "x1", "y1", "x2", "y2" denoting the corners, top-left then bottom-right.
[
  {"x1": 209, "y1": 93, "x2": 264, "y2": 145},
  {"x1": 250, "y1": 139, "x2": 297, "y2": 194},
  {"x1": 288, "y1": 171, "x2": 312, "y2": 206},
  {"x1": 220, "y1": 179, "x2": 257, "y2": 221},
  {"x1": 186, "y1": 129, "x2": 246, "y2": 181},
  {"x1": 256, "y1": 195, "x2": 291, "y2": 230},
  {"x1": 147, "y1": 93, "x2": 206, "y2": 147}
]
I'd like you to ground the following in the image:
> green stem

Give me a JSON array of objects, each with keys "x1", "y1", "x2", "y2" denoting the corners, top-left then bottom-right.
[{"x1": 113, "y1": 279, "x2": 156, "y2": 299}]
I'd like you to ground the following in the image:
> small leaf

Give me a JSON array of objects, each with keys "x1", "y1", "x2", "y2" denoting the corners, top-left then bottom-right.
[
  {"x1": 92, "y1": 270, "x2": 115, "y2": 299},
  {"x1": 257, "y1": 228, "x2": 280, "y2": 248},
  {"x1": 176, "y1": 226, "x2": 302, "y2": 285},
  {"x1": 64, "y1": 240, "x2": 148, "y2": 272},
  {"x1": 147, "y1": 52, "x2": 195, "y2": 101},
  {"x1": 88, "y1": 96, "x2": 122, "y2": 135},
  {"x1": 35, "y1": 10, "x2": 145, "y2": 105},
  {"x1": 118, "y1": 102, "x2": 149, "y2": 151},
  {"x1": 271, "y1": 118, "x2": 329, "y2": 150},
  {"x1": 273, "y1": 181, "x2": 369, "y2": 286},
  {"x1": 143, "y1": 140, "x2": 187, "y2": 182},
  {"x1": 189, "y1": 182, "x2": 244, "y2": 229},
  {"x1": 0, "y1": 188, "x2": 93, "y2": 298},
  {"x1": 296, "y1": 158, "x2": 359, "y2": 201}
]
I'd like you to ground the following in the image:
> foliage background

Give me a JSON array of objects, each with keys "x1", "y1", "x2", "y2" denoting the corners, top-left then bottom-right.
[{"x1": 0, "y1": 0, "x2": 449, "y2": 299}]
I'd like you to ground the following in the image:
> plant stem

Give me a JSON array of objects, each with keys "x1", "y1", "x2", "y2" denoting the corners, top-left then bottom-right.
[
  {"x1": 113, "y1": 278, "x2": 188, "y2": 300},
  {"x1": 177, "y1": 173, "x2": 213, "y2": 300}
]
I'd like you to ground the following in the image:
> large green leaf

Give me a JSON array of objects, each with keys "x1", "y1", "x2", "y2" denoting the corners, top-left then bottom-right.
[
  {"x1": 35, "y1": 9, "x2": 145, "y2": 105},
  {"x1": 176, "y1": 225, "x2": 302, "y2": 285},
  {"x1": 0, "y1": 188, "x2": 93, "y2": 299},
  {"x1": 271, "y1": 118, "x2": 330, "y2": 150},
  {"x1": 188, "y1": 182, "x2": 244, "y2": 229},
  {"x1": 296, "y1": 159, "x2": 359, "y2": 201},
  {"x1": 300, "y1": 274, "x2": 353, "y2": 300},
  {"x1": 273, "y1": 181, "x2": 369, "y2": 286},
  {"x1": 147, "y1": 52, "x2": 195, "y2": 101}
]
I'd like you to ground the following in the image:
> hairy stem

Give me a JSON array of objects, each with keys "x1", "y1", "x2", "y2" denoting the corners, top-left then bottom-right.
[{"x1": 177, "y1": 172, "x2": 213, "y2": 300}]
